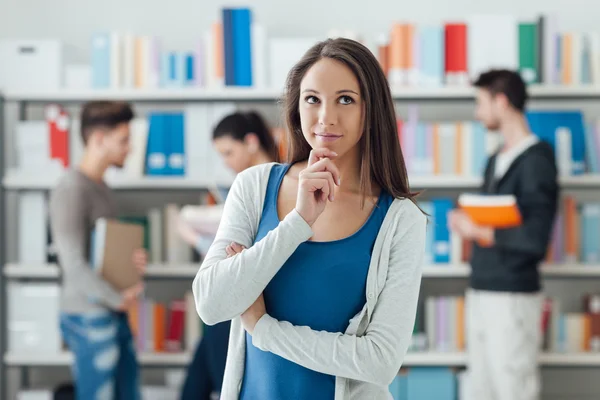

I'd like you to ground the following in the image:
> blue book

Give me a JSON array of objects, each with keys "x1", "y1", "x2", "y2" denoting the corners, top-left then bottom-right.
[
  {"x1": 160, "y1": 53, "x2": 170, "y2": 87},
  {"x1": 584, "y1": 122, "x2": 599, "y2": 173},
  {"x1": 168, "y1": 113, "x2": 186, "y2": 176},
  {"x1": 415, "y1": 123, "x2": 427, "y2": 174},
  {"x1": 419, "y1": 201, "x2": 434, "y2": 264},
  {"x1": 91, "y1": 33, "x2": 111, "y2": 88},
  {"x1": 185, "y1": 53, "x2": 195, "y2": 86},
  {"x1": 581, "y1": 204, "x2": 600, "y2": 263},
  {"x1": 420, "y1": 26, "x2": 444, "y2": 86},
  {"x1": 526, "y1": 110, "x2": 586, "y2": 175},
  {"x1": 432, "y1": 199, "x2": 453, "y2": 264},
  {"x1": 169, "y1": 52, "x2": 177, "y2": 84},
  {"x1": 145, "y1": 113, "x2": 169, "y2": 176},
  {"x1": 406, "y1": 368, "x2": 457, "y2": 400},
  {"x1": 232, "y1": 8, "x2": 253, "y2": 86},
  {"x1": 389, "y1": 373, "x2": 408, "y2": 400},
  {"x1": 222, "y1": 8, "x2": 235, "y2": 86},
  {"x1": 471, "y1": 122, "x2": 488, "y2": 178}
]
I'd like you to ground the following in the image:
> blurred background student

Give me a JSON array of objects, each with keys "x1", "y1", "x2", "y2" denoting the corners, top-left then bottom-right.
[
  {"x1": 448, "y1": 69, "x2": 559, "y2": 400},
  {"x1": 178, "y1": 110, "x2": 280, "y2": 400}
]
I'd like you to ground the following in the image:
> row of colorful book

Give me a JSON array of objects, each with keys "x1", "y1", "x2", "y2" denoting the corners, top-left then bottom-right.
[
  {"x1": 409, "y1": 292, "x2": 600, "y2": 354},
  {"x1": 377, "y1": 14, "x2": 599, "y2": 87},
  {"x1": 389, "y1": 367, "x2": 463, "y2": 400},
  {"x1": 400, "y1": 106, "x2": 589, "y2": 178},
  {"x1": 12, "y1": 102, "x2": 283, "y2": 184},
  {"x1": 421, "y1": 194, "x2": 600, "y2": 266},
  {"x1": 541, "y1": 293, "x2": 600, "y2": 352},
  {"x1": 127, "y1": 291, "x2": 202, "y2": 353},
  {"x1": 88, "y1": 12, "x2": 600, "y2": 91},
  {"x1": 546, "y1": 196, "x2": 600, "y2": 264},
  {"x1": 90, "y1": 7, "x2": 317, "y2": 91},
  {"x1": 12, "y1": 100, "x2": 595, "y2": 185},
  {"x1": 410, "y1": 295, "x2": 466, "y2": 353}
]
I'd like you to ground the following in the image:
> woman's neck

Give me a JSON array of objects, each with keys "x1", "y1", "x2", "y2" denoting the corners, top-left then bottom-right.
[
  {"x1": 79, "y1": 151, "x2": 108, "y2": 183},
  {"x1": 251, "y1": 150, "x2": 274, "y2": 167},
  {"x1": 332, "y1": 152, "x2": 361, "y2": 193}
]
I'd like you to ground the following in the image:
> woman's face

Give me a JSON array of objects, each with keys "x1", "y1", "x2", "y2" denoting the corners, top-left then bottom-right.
[
  {"x1": 213, "y1": 135, "x2": 254, "y2": 174},
  {"x1": 298, "y1": 57, "x2": 364, "y2": 158}
]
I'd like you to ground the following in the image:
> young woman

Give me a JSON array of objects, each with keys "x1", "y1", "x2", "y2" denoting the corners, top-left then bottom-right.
[
  {"x1": 179, "y1": 111, "x2": 279, "y2": 400},
  {"x1": 192, "y1": 38, "x2": 426, "y2": 399}
]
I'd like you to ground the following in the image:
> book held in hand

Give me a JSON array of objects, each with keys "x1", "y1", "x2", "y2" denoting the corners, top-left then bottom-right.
[
  {"x1": 91, "y1": 218, "x2": 143, "y2": 290},
  {"x1": 458, "y1": 193, "x2": 522, "y2": 228}
]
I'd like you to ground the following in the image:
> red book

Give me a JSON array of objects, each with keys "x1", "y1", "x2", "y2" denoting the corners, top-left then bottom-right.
[
  {"x1": 444, "y1": 23, "x2": 468, "y2": 85},
  {"x1": 45, "y1": 104, "x2": 70, "y2": 167},
  {"x1": 165, "y1": 300, "x2": 186, "y2": 352}
]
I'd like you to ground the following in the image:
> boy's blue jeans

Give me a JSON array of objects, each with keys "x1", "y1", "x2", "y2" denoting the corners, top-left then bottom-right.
[{"x1": 60, "y1": 311, "x2": 140, "y2": 400}]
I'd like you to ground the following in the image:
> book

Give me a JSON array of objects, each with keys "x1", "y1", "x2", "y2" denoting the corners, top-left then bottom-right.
[
  {"x1": 458, "y1": 193, "x2": 522, "y2": 228},
  {"x1": 91, "y1": 218, "x2": 143, "y2": 291},
  {"x1": 179, "y1": 204, "x2": 224, "y2": 236}
]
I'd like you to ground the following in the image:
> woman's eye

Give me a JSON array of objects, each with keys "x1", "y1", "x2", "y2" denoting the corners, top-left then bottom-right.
[
  {"x1": 305, "y1": 95, "x2": 319, "y2": 104},
  {"x1": 339, "y1": 95, "x2": 354, "y2": 105}
]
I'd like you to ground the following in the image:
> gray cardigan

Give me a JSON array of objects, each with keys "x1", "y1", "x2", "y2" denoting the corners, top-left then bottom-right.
[{"x1": 192, "y1": 162, "x2": 426, "y2": 399}]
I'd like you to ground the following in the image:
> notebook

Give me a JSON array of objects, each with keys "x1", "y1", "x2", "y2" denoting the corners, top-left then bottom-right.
[
  {"x1": 458, "y1": 193, "x2": 522, "y2": 228},
  {"x1": 91, "y1": 218, "x2": 143, "y2": 291}
]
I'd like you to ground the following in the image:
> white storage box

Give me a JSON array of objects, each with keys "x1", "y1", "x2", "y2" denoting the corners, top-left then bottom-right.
[{"x1": 0, "y1": 39, "x2": 63, "y2": 92}]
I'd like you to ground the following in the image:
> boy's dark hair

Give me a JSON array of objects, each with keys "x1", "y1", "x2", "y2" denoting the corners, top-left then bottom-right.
[
  {"x1": 80, "y1": 101, "x2": 135, "y2": 144},
  {"x1": 472, "y1": 69, "x2": 528, "y2": 112}
]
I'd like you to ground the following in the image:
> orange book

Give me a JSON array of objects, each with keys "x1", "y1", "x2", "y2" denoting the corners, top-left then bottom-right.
[
  {"x1": 456, "y1": 297, "x2": 465, "y2": 350},
  {"x1": 213, "y1": 22, "x2": 224, "y2": 82},
  {"x1": 561, "y1": 33, "x2": 573, "y2": 84},
  {"x1": 154, "y1": 303, "x2": 166, "y2": 352},
  {"x1": 432, "y1": 124, "x2": 440, "y2": 175},
  {"x1": 564, "y1": 196, "x2": 579, "y2": 261},
  {"x1": 455, "y1": 123, "x2": 463, "y2": 175},
  {"x1": 458, "y1": 194, "x2": 522, "y2": 228},
  {"x1": 128, "y1": 300, "x2": 139, "y2": 338},
  {"x1": 583, "y1": 314, "x2": 592, "y2": 351}
]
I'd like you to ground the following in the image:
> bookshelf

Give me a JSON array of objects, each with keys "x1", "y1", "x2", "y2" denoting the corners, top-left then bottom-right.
[
  {"x1": 5, "y1": 350, "x2": 600, "y2": 368},
  {"x1": 2, "y1": 86, "x2": 600, "y2": 399},
  {"x1": 5, "y1": 171, "x2": 600, "y2": 191},
  {"x1": 7, "y1": 84, "x2": 600, "y2": 103},
  {"x1": 5, "y1": 262, "x2": 600, "y2": 280}
]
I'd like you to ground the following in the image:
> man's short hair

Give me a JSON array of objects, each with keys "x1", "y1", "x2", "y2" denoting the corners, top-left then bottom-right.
[
  {"x1": 472, "y1": 69, "x2": 528, "y2": 112},
  {"x1": 80, "y1": 101, "x2": 135, "y2": 144}
]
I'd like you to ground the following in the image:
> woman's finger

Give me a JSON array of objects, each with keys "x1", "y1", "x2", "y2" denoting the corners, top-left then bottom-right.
[
  {"x1": 306, "y1": 158, "x2": 341, "y2": 186},
  {"x1": 231, "y1": 242, "x2": 245, "y2": 253},
  {"x1": 301, "y1": 172, "x2": 336, "y2": 201},
  {"x1": 308, "y1": 148, "x2": 338, "y2": 166}
]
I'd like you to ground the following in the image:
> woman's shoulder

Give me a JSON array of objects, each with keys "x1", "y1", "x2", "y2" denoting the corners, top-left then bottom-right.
[
  {"x1": 235, "y1": 162, "x2": 279, "y2": 185},
  {"x1": 388, "y1": 197, "x2": 428, "y2": 231}
]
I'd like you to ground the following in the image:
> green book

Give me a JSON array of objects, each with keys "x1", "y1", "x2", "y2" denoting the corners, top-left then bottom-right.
[{"x1": 519, "y1": 22, "x2": 539, "y2": 84}]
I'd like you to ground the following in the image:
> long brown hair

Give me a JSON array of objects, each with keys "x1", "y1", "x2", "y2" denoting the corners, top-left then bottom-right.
[{"x1": 282, "y1": 37, "x2": 417, "y2": 205}]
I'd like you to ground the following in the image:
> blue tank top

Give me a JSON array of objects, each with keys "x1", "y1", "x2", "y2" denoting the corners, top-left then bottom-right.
[{"x1": 239, "y1": 163, "x2": 393, "y2": 400}]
